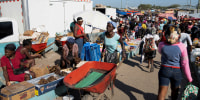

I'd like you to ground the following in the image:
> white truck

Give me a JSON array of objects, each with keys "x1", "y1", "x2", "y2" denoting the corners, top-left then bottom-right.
[
  {"x1": 0, "y1": 0, "x2": 93, "y2": 87},
  {"x1": 95, "y1": 7, "x2": 117, "y2": 19},
  {"x1": 0, "y1": 0, "x2": 93, "y2": 56}
]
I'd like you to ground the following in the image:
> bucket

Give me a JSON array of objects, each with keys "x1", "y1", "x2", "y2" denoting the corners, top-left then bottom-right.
[{"x1": 63, "y1": 95, "x2": 74, "y2": 100}]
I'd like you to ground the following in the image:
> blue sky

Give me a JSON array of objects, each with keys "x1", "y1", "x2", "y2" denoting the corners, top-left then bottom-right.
[{"x1": 92, "y1": 0, "x2": 199, "y2": 8}]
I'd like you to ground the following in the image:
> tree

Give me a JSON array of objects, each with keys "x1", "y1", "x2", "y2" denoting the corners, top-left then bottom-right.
[
  {"x1": 138, "y1": 4, "x2": 152, "y2": 10},
  {"x1": 168, "y1": 4, "x2": 180, "y2": 8}
]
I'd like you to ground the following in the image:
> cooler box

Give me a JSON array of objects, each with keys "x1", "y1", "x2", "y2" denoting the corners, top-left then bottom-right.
[{"x1": 27, "y1": 73, "x2": 64, "y2": 96}]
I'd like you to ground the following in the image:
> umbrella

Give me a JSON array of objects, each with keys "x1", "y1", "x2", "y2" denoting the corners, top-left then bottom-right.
[{"x1": 73, "y1": 11, "x2": 111, "y2": 30}]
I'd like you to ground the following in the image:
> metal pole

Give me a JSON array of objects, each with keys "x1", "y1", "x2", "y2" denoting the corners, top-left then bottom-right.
[
  {"x1": 198, "y1": 0, "x2": 200, "y2": 13},
  {"x1": 121, "y1": 0, "x2": 122, "y2": 9},
  {"x1": 190, "y1": 0, "x2": 191, "y2": 9},
  {"x1": 22, "y1": 0, "x2": 30, "y2": 31},
  {"x1": 126, "y1": 0, "x2": 127, "y2": 9}
]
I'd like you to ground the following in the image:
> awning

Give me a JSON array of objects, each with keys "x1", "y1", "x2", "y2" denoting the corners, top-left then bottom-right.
[{"x1": 117, "y1": 10, "x2": 127, "y2": 15}]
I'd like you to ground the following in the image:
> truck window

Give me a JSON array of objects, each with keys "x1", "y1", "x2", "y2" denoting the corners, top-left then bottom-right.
[{"x1": 0, "y1": 21, "x2": 13, "y2": 40}]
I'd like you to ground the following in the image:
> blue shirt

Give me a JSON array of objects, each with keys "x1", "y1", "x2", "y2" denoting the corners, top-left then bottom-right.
[{"x1": 103, "y1": 32, "x2": 120, "y2": 53}]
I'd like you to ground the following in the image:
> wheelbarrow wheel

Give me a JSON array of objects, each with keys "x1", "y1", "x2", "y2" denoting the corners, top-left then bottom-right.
[{"x1": 82, "y1": 94, "x2": 93, "y2": 100}]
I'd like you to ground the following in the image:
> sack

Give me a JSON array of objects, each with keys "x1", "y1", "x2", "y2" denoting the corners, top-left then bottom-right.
[
  {"x1": 144, "y1": 37, "x2": 156, "y2": 52},
  {"x1": 181, "y1": 83, "x2": 199, "y2": 100}
]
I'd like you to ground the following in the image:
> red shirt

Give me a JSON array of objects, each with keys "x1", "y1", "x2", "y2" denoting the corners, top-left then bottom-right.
[
  {"x1": 16, "y1": 46, "x2": 26, "y2": 60},
  {"x1": 1, "y1": 53, "x2": 25, "y2": 82},
  {"x1": 75, "y1": 23, "x2": 84, "y2": 39}
]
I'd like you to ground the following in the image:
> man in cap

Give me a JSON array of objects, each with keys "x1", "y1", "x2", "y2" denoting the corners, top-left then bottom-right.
[
  {"x1": 74, "y1": 17, "x2": 89, "y2": 57},
  {"x1": 61, "y1": 38, "x2": 81, "y2": 69}
]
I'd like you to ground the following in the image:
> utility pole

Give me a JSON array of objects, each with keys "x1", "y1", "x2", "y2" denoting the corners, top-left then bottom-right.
[
  {"x1": 121, "y1": 0, "x2": 122, "y2": 9},
  {"x1": 126, "y1": 0, "x2": 128, "y2": 9},
  {"x1": 198, "y1": 0, "x2": 200, "y2": 13},
  {"x1": 190, "y1": 0, "x2": 191, "y2": 9}
]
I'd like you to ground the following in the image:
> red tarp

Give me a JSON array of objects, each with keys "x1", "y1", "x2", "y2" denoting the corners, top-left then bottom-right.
[{"x1": 158, "y1": 13, "x2": 176, "y2": 20}]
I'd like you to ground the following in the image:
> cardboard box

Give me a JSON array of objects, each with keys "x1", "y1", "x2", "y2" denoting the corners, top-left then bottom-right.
[
  {"x1": 27, "y1": 73, "x2": 64, "y2": 96},
  {"x1": 23, "y1": 30, "x2": 34, "y2": 36},
  {"x1": 67, "y1": 32, "x2": 74, "y2": 37},
  {"x1": 30, "y1": 64, "x2": 49, "y2": 78},
  {"x1": 0, "y1": 81, "x2": 35, "y2": 100}
]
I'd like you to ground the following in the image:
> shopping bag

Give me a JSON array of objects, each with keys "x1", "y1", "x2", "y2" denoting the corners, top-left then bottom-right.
[
  {"x1": 81, "y1": 43, "x2": 101, "y2": 61},
  {"x1": 182, "y1": 83, "x2": 199, "y2": 100},
  {"x1": 89, "y1": 43, "x2": 101, "y2": 61}
]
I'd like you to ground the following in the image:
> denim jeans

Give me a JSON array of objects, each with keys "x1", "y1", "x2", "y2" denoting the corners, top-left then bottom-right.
[{"x1": 159, "y1": 67, "x2": 182, "y2": 88}]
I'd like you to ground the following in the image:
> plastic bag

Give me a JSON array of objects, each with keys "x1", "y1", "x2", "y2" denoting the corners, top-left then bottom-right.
[
  {"x1": 181, "y1": 83, "x2": 199, "y2": 100},
  {"x1": 81, "y1": 43, "x2": 101, "y2": 61}
]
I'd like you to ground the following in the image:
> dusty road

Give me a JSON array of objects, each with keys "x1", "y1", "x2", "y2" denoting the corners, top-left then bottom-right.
[
  {"x1": 35, "y1": 50, "x2": 172, "y2": 100},
  {"x1": 112, "y1": 52, "x2": 171, "y2": 100}
]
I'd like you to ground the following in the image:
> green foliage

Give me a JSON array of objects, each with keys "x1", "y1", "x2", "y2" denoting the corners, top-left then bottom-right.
[
  {"x1": 168, "y1": 4, "x2": 180, "y2": 8},
  {"x1": 138, "y1": 4, "x2": 180, "y2": 10},
  {"x1": 138, "y1": 4, "x2": 152, "y2": 10}
]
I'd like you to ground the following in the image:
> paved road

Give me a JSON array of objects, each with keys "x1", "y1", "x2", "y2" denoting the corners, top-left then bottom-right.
[{"x1": 35, "y1": 51, "x2": 172, "y2": 100}]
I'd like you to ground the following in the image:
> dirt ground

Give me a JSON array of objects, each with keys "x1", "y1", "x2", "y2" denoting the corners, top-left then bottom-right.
[{"x1": 35, "y1": 50, "x2": 173, "y2": 100}]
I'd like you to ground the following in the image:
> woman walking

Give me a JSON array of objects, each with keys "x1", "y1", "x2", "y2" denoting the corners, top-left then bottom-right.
[
  {"x1": 101, "y1": 21, "x2": 126, "y2": 64},
  {"x1": 157, "y1": 26, "x2": 193, "y2": 100}
]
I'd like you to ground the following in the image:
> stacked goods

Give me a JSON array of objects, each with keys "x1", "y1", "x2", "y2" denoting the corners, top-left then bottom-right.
[
  {"x1": 32, "y1": 32, "x2": 49, "y2": 44},
  {"x1": 49, "y1": 65, "x2": 68, "y2": 76},
  {"x1": 38, "y1": 76, "x2": 57, "y2": 85},
  {"x1": 49, "y1": 65, "x2": 61, "y2": 75},
  {"x1": 23, "y1": 30, "x2": 34, "y2": 36},
  {"x1": 19, "y1": 32, "x2": 41, "y2": 44}
]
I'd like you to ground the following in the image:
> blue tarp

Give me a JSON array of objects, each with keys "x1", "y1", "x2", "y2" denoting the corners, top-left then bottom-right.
[{"x1": 117, "y1": 10, "x2": 127, "y2": 15}]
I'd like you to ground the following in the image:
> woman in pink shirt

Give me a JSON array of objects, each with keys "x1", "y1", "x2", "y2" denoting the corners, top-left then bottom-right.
[{"x1": 158, "y1": 26, "x2": 193, "y2": 100}]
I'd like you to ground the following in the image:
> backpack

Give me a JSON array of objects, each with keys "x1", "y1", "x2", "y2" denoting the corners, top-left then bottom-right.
[{"x1": 143, "y1": 37, "x2": 156, "y2": 52}]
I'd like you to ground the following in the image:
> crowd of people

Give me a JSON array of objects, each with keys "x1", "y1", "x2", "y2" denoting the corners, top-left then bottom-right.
[
  {"x1": 1, "y1": 12, "x2": 200, "y2": 99},
  {"x1": 114, "y1": 13, "x2": 200, "y2": 100}
]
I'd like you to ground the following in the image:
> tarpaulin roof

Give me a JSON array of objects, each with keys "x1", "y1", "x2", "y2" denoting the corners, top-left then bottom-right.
[
  {"x1": 117, "y1": 10, "x2": 127, "y2": 15},
  {"x1": 134, "y1": 13, "x2": 144, "y2": 15},
  {"x1": 159, "y1": 13, "x2": 176, "y2": 20}
]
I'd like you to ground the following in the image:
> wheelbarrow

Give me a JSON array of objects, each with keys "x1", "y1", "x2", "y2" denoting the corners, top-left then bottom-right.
[
  {"x1": 63, "y1": 59, "x2": 124, "y2": 100},
  {"x1": 31, "y1": 42, "x2": 54, "y2": 57}
]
